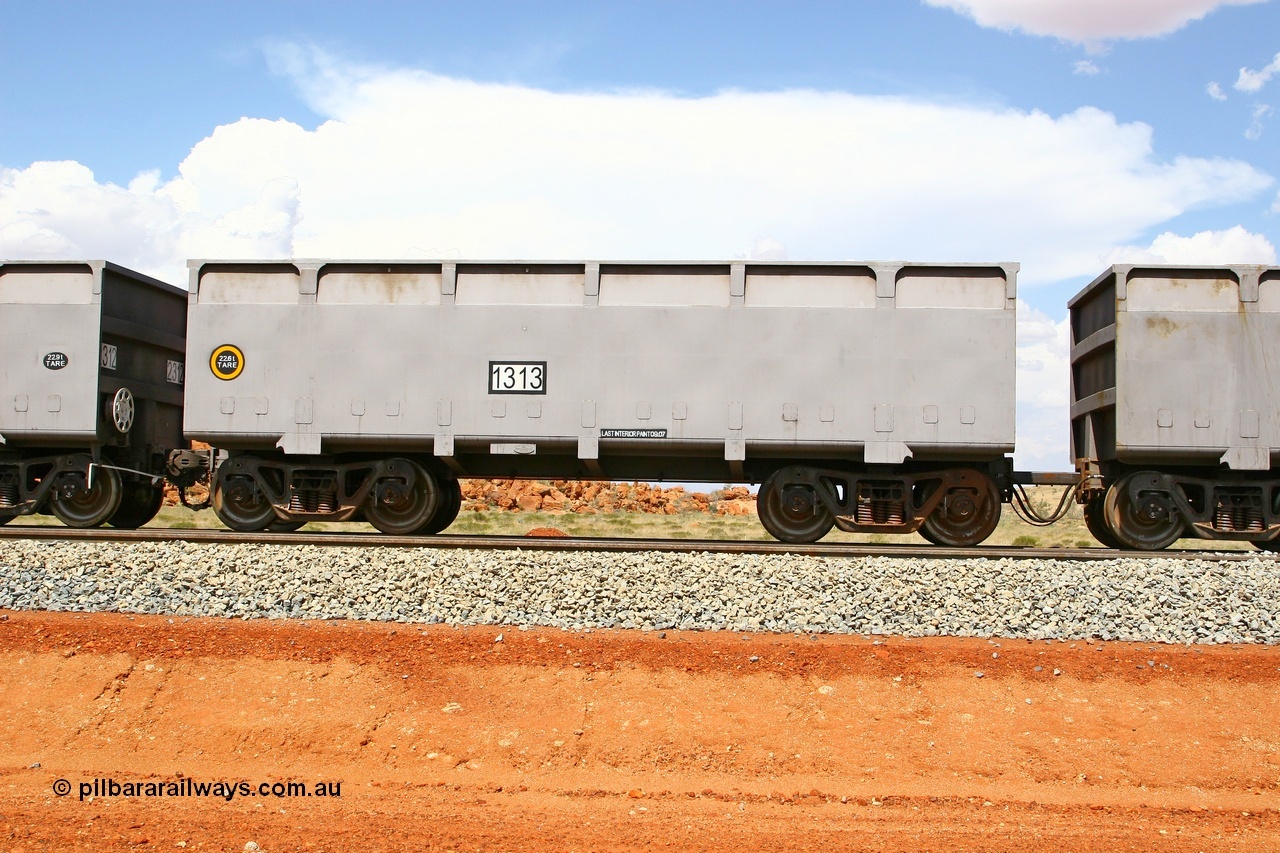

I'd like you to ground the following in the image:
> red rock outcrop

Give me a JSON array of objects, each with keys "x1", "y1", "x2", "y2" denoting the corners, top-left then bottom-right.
[{"x1": 459, "y1": 479, "x2": 754, "y2": 515}]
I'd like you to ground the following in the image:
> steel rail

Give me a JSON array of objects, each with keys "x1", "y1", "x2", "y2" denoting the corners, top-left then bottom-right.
[{"x1": 0, "y1": 525, "x2": 1273, "y2": 562}]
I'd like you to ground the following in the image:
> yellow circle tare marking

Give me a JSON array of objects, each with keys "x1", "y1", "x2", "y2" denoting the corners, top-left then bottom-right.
[{"x1": 210, "y1": 345, "x2": 244, "y2": 381}]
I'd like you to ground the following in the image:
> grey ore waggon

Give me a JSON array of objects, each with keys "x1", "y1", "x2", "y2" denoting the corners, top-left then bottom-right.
[
  {"x1": 1070, "y1": 264, "x2": 1280, "y2": 550},
  {"x1": 183, "y1": 260, "x2": 1018, "y2": 545},
  {"x1": 0, "y1": 261, "x2": 200, "y2": 529},
  {"x1": 2, "y1": 257, "x2": 1279, "y2": 552}
]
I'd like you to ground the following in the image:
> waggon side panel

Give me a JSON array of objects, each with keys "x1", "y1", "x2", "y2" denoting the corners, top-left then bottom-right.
[
  {"x1": 0, "y1": 263, "x2": 102, "y2": 442},
  {"x1": 184, "y1": 260, "x2": 1016, "y2": 478}
]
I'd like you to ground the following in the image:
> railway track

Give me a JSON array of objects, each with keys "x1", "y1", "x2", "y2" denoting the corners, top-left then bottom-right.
[{"x1": 0, "y1": 524, "x2": 1273, "y2": 562}]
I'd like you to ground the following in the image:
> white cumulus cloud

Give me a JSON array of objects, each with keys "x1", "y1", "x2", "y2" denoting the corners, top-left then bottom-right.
[
  {"x1": 1207, "y1": 81, "x2": 1229, "y2": 100},
  {"x1": 924, "y1": 0, "x2": 1267, "y2": 43},
  {"x1": 0, "y1": 47, "x2": 1274, "y2": 291},
  {"x1": 1104, "y1": 225, "x2": 1277, "y2": 265},
  {"x1": 1246, "y1": 102, "x2": 1275, "y2": 139},
  {"x1": 0, "y1": 160, "x2": 298, "y2": 283},
  {"x1": 1236, "y1": 50, "x2": 1280, "y2": 91}
]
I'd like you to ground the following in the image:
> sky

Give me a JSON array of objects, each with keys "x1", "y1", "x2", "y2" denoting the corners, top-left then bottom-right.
[{"x1": 2, "y1": 0, "x2": 1279, "y2": 470}]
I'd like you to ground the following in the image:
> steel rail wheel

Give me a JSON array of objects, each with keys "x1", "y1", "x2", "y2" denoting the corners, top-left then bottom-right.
[
  {"x1": 1083, "y1": 494, "x2": 1126, "y2": 549},
  {"x1": 920, "y1": 470, "x2": 1001, "y2": 547},
  {"x1": 757, "y1": 470, "x2": 835, "y2": 544},
  {"x1": 211, "y1": 471, "x2": 276, "y2": 532},
  {"x1": 418, "y1": 477, "x2": 462, "y2": 535},
  {"x1": 1102, "y1": 471, "x2": 1184, "y2": 551},
  {"x1": 51, "y1": 466, "x2": 123, "y2": 528},
  {"x1": 267, "y1": 520, "x2": 307, "y2": 532},
  {"x1": 365, "y1": 458, "x2": 440, "y2": 535},
  {"x1": 107, "y1": 481, "x2": 165, "y2": 529},
  {"x1": 916, "y1": 524, "x2": 943, "y2": 546}
]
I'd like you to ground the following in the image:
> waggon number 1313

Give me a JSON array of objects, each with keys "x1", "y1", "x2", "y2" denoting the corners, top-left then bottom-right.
[{"x1": 488, "y1": 361, "x2": 546, "y2": 395}]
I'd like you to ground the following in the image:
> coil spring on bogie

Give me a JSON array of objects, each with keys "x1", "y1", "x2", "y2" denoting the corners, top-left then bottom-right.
[
  {"x1": 853, "y1": 481, "x2": 907, "y2": 526},
  {"x1": 0, "y1": 479, "x2": 17, "y2": 509},
  {"x1": 287, "y1": 487, "x2": 338, "y2": 514},
  {"x1": 1212, "y1": 489, "x2": 1265, "y2": 533},
  {"x1": 854, "y1": 499, "x2": 905, "y2": 526},
  {"x1": 1214, "y1": 504, "x2": 1263, "y2": 533}
]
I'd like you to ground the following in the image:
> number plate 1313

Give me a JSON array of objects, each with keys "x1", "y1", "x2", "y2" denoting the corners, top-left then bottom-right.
[{"x1": 488, "y1": 361, "x2": 547, "y2": 395}]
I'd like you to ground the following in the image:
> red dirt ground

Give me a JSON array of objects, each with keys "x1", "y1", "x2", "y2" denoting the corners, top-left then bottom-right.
[
  {"x1": 523, "y1": 527, "x2": 570, "y2": 538},
  {"x1": 1, "y1": 609, "x2": 1278, "y2": 851}
]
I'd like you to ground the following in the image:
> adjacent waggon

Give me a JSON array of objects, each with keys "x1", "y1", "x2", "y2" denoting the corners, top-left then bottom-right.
[
  {"x1": 183, "y1": 260, "x2": 1018, "y2": 544},
  {"x1": 0, "y1": 261, "x2": 190, "y2": 528},
  {"x1": 1071, "y1": 264, "x2": 1280, "y2": 551}
]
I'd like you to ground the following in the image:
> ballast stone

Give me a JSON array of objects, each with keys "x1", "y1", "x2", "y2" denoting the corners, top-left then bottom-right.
[{"x1": 0, "y1": 540, "x2": 1277, "y2": 645}]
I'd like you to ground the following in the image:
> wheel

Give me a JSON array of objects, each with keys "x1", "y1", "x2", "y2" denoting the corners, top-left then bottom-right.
[
  {"x1": 268, "y1": 520, "x2": 307, "y2": 532},
  {"x1": 1102, "y1": 471, "x2": 1184, "y2": 551},
  {"x1": 916, "y1": 524, "x2": 943, "y2": 545},
  {"x1": 51, "y1": 466, "x2": 123, "y2": 528},
  {"x1": 211, "y1": 468, "x2": 276, "y2": 532},
  {"x1": 0, "y1": 513, "x2": 12, "y2": 525},
  {"x1": 107, "y1": 481, "x2": 165, "y2": 529},
  {"x1": 920, "y1": 469, "x2": 1001, "y2": 547},
  {"x1": 757, "y1": 470, "x2": 834, "y2": 544},
  {"x1": 417, "y1": 477, "x2": 462, "y2": 534},
  {"x1": 1253, "y1": 539, "x2": 1280, "y2": 552},
  {"x1": 364, "y1": 458, "x2": 440, "y2": 535},
  {"x1": 1083, "y1": 494, "x2": 1126, "y2": 549}
]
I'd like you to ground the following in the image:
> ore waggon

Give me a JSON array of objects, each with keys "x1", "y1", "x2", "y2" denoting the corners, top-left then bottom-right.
[
  {"x1": 1070, "y1": 264, "x2": 1280, "y2": 551},
  {"x1": 0, "y1": 261, "x2": 193, "y2": 528},
  {"x1": 182, "y1": 260, "x2": 1018, "y2": 545}
]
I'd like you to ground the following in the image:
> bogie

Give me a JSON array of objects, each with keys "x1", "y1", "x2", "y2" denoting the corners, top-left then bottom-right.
[
  {"x1": 1101, "y1": 472, "x2": 1184, "y2": 551},
  {"x1": 50, "y1": 465, "x2": 123, "y2": 529},
  {"x1": 417, "y1": 478, "x2": 463, "y2": 535},
  {"x1": 107, "y1": 481, "x2": 166, "y2": 529},
  {"x1": 919, "y1": 470, "x2": 1001, "y2": 547},
  {"x1": 364, "y1": 458, "x2": 440, "y2": 535},
  {"x1": 757, "y1": 470, "x2": 835, "y2": 544},
  {"x1": 211, "y1": 468, "x2": 277, "y2": 532}
]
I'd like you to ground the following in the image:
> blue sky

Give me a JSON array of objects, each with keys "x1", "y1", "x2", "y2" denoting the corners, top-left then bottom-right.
[{"x1": 2, "y1": 0, "x2": 1279, "y2": 466}]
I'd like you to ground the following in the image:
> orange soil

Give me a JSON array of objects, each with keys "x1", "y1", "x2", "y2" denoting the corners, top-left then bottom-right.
[
  {"x1": 524, "y1": 527, "x2": 570, "y2": 538},
  {"x1": 1, "y1": 609, "x2": 1278, "y2": 851}
]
